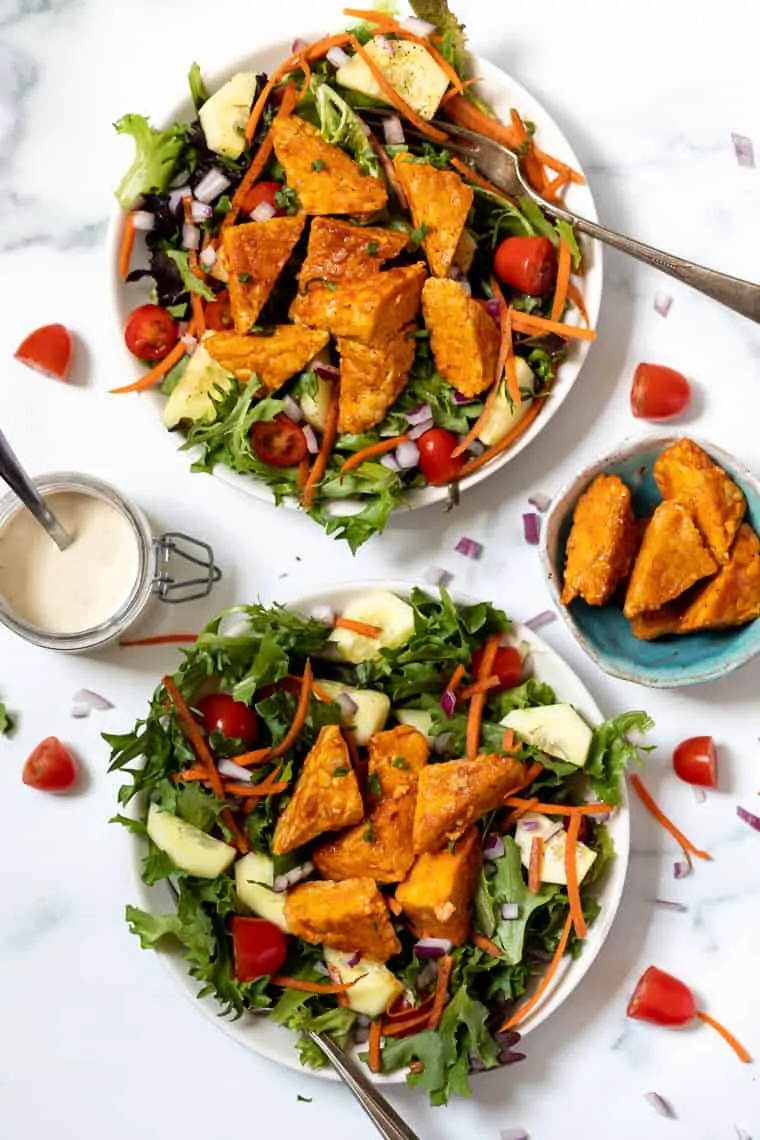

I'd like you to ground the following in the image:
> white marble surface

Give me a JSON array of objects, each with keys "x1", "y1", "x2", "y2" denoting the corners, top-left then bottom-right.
[{"x1": 1, "y1": 1, "x2": 759, "y2": 1137}]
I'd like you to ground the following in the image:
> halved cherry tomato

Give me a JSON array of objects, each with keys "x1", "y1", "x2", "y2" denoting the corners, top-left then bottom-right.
[
  {"x1": 240, "y1": 180, "x2": 284, "y2": 217},
  {"x1": 472, "y1": 645, "x2": 522, "y2": 691},
  {"x1": 204, "y1": 290, "x2": 234, "y2": 331},
  {"x1": 22, "y1": 737, "x2": 78, "y2": 792},
  {"x1": 630, "y1": 363, "x2": 691, "y2": 420},
  {"x1": 251, "y1": 413, "x2": 307, "y2": 467},
  {"x1": 417, "y1": 428, "x2": 465, "y2": 485},
  {"x1": 195, "y1": 693, "x2": 259, "y2": 749},
  {"x1": 14, "y1": 323, "x2": 74, "y2": 381},
  {"x1": 626, "y1": 965, "x2": 696, "y2": 1027},
  {"x1": 673, "y1": 735, "x2": 717, "y2": 788},
  {"x1": 494, "y1": 236, "x2": 557, "y2": 296},
  {"x1": 124, "y1": 304, "x2": 178, "y2": 362},
  {"x1": 231, "y1": 916, "x2": 287, "y2": 981}
]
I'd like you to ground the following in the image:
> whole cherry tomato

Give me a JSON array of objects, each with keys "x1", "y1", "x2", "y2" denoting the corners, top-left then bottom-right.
[
  {"x1": 626, "y1": 966, "x2": 696, "y2": 1027},
  {"x1": 494, "y1": 236, "x2": 557, "y2": 296},
  {"x1": 472, "y1": 645, "x2": 522, "y2": 691},
  {"x1": 195, "y1": 693, "x2": 259, "y2": 749},
  {"x1": 22, "y1": 737, "x2": 78, "y2": 792},
  {"x1": 251, "y1": 413, "x2": 307, "y2": 468},
  {"x1": 231, "y1": 917, "x2": 287, "y2": 981},
  {"x1": 673, "y1": 736, "x2": 717, "y2": 788},
  {"x1": 14, "y1": 323, "x2": 74, "y2": 381},
  {"x1": 417, "y1": 428, "x2": 465, "y2": 485},
  {"x1": 124, "y1": 304, "x2": 178, "y2": 362},
  {"x1": 630, "y1": 363, "x2": 691, "y2": 420}
]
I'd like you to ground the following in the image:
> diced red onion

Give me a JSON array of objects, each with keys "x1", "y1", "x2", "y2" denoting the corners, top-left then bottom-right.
[
  {"x1": 70, "y1": 688, "x2": 114, "y2": 718},
  {"x1": 496, "y1": 1030, "x2": 522, "y2": 1049},
  {"x1": 310, "y1": 603, "x2": 334, "y2": 624},
  {"x1": 381, "y1": 452, "x2": 401, "y2": 472},
  {"x1": 737, "y1": 804, "x2": 760, "y2": 831},
  {"x1": 180, "y1": 333, "x2": 198, "y2": 352},
  {"x1": 458, "y1": 279, "x2": 472, "y2": 296},
  {"x1": 273, "y1": 861, "x2": 314, "y2": 893},
  {"x1": 169, "y1": 185, "x2": 192, "y2": 213},
  {"x1": 433, "y1": 731, "x2": 452, "y2": 754},
  {"x1": 405, "y1": 402, "x2": 433, "y2": 426},
  {"x1": 182, "y1": 223, "x2": 200, "y2": 250},
  {"x1": 692, "y1": 785, "x2": 707, "y2": 805},
  {"x1": 522, "y1": 512, "x2": 541, "y2": 546},
  {"x1": 402, "y1": 14, "x2": 436, "y2": 35},
  {"x1": 395, "y1": 440, "x2": 420, "y2": 469},
  {"x1": 528, "y1": 491, "x2": 552, "y2": 513},
  {"x1": 673, "y1": 859, "x2": 691, "y2": 879},
  {"x1": 326, "y1": 45, "x2": 351, "y2": 68},
  {"x1": 313, "y1": 960, "x2": 330, "y2": 976},
  {"x1": 483, "y1": 834, "x2": 505, "y2": 860},
  {"x1": 414, "y1": 937, "x2": 452, "y2": 959},
  {"x1": 519, "y1": 819, "x2": 541, "y2": 831},
  {"x1": 654, "y1": 898, "x2": 687, "y2": 913},
  {"x1": 448, "y1": 264, "x2": 463, "y2": 281},
  {"x1": 440, "y1": 688, "x2": 456, "y2": 719},
  {"x1": 734, "y1": 1128, "x2": 752, "y2": 1140},
  {"x1": 194, "y1": 168, "x2": 232, "y2": 203},
  {"x1": 353, "y1": 1025, "x2": 370, "y2": 1044},
  {"x1": 282, "y1": 394, "x2": 303, "y2": 423},
  {"x1": 303, "y1": 424, "x2": 319, "y2": 455},
  {"x1": 408, "y1": 417, "x2": 434, "y2": 440},
  {"x1": 336, "y1": 692, "x2": 359, "y2": 719},
  {"x1": 346, "y1": 950, "x2": 361, "y2": 968},
  {"x1": 314, "y1": 362, "x2": 340, "y2": 381},
  {"x1": 355, "y1": 1014, "x2": 371, "y2": 1029},
  {"x1": 417, "y1": 960, "x2": 438, "y2": 991},
  {"x1": 190, "y1": 199, "x2": 213, "y2": 223},
  {"x1": 731, "y1": 132, "x2": 755, "y2": 168},
  {"x1": 654, "y1": 292, "x2": 672, "y2": 317},
  {"x1": 525, "y1": 610, "x2": 556, "y2": 631},
  {"x1": 199, "y1": 245, "x2": 217, "y2": 270},
  {"x1": 452, "y1": 390, "x2": 476, "y2": 405},
  {"x1": 131, "y1": 210, "x2": 155, "y2": 232},
  {"x1": 177, "y1": 321, "x2": 189, "y2": 337},
  {"x1": 486, "y1": 298, "x2": 502, "y2": 321},
  {"x1": 501, "y1": 903, "x2": 519, "y2": 921},
  {"x1": 251, "y1": 200, "x2": 277, "y2": 223},
  {"x1": 424, "y1": 566, "x2": 453, "y2": 588},
  {"x1": 468, "y1": 440, "x2": 486, "y2": 458},
  {"x1": 383, "y1": 114, "x2": 406, "y2": 146},
  {"x1": 455, "y1": 536, "x2": 483, "y2": 560},
  {"x1": 218, "y1": 758, "x2": 254, "y2": 782},
  {"x1": 644, "y1": 1092, "x2": 674, "y2": 1119},
  {"x1": 356, "y1": 116, "x2": 371, "y2": 138},
  {"x1": 291, "y1": 37, "x2": 307, "y2": 53}
]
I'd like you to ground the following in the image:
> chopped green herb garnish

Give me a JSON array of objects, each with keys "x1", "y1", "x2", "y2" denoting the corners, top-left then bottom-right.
[
  {"x1": 368, "y1": 772, "x2": 382, "y2": 795},
  {"x1": 363, "y1": 820, "x2": 376, "y2": 843},
  {"x1": 311, "y1": 160, "x2": 326, "y2": 172},
  {"x1": 333, "y1": 766, "x2": 350, "y2": 778},
  {"x1": 238, "y1": 273, "x2": 252, "y2": 283},
  {"x1": 0, "y1": 701, "x2": 15, "y2": 736},
  {"x1": 297, "y1": 1095, "x2": 312, "y2": 1103},
  {"x1": 392, "y1": 756, "x2": 408, "y2": 769},
  {"x1": 366, "y1": 240, "x2": 380, "y2": 256}
]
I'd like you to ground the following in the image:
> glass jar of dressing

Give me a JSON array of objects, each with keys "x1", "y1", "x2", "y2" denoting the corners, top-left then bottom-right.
[{"x1": 0, "y1": 472, "x2": 221, "y2": 652}]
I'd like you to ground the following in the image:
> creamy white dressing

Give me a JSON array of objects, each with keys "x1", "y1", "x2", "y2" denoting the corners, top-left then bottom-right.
[{"x1": 0, "y1": 491, "x2": 140, "y2": 634}]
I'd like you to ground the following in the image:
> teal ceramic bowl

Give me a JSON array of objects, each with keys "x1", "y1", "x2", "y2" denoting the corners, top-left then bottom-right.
[{"x1": 541, "y1": 434, "x2": 760, "y2": 688}]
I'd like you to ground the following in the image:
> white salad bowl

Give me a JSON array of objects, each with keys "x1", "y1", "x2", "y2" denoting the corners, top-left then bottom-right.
[
  {"x1": 127, "y1": 580, "x2": 629, "y2": 1086},
  {"x1": 105, "y1": 34, "x2": 602, "y2": 526}
]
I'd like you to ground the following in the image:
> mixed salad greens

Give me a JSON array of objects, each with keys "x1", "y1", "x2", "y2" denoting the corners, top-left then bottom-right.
[
  {"x1": 107, "y1": 587, "x2": 651, "y2": 1105},
  {"x1": 113, "y1": 1, "x2": 593, "y2": 551}
]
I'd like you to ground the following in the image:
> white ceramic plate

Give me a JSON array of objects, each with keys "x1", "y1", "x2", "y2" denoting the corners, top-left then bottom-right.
[
  {"x1": 105, "y1": 35, "x2": 603, "y2": 523},
  {"x1": 129, "y1": 580, "x2": 629, "y2": 1085}
]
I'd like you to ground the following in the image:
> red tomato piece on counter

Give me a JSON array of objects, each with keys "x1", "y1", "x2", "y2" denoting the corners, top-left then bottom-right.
[
  {"x1": 22, "y1": 737, "x2": 78, "y2": 792},
  {"x1": 195, "y1": 693, "x2": 259, "y2": 749},
  {"x1": 673, "y1": 736, "x2": 717, "y2": 788},
  {"x1": 14, "y1": 323, "x2": 74, "y2": 381},
  {"x1": 494, "y1": 236, "x2": 557, "y2": 296},
  {"x1": 417, "y1": 428, "x2": 465, "y2": 485},
  {"x1": 231, "y1": 916, "x2": 287, "y2": 981},
  {"x1": 626, "y1": 966, "x2": 696, "y2": 1027},
  {"x1": 251, "y1": 413, "x2": 307, "y2": 468},
  {"x1": 124, "y1": 304, "x2": 178, "y2": 363},
  {"x1": 472, "y1": 645, "x2": 522, "y2": 691},
  {"x1": 630, "y1": 363, "x2": 690, "y2": 420}
]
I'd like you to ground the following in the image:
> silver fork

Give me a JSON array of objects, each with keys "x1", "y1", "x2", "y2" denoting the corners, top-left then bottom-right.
[{"x1": 365, "y1": 110, "x2": 760, "y2": 324}]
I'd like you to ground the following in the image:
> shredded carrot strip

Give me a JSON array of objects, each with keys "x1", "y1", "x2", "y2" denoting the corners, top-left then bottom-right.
[
  {"x1": 110, "y1": 340, "x2": 186, "y2": 395},
  {"x1": 302, "y1": 380, "x2": 339, "y2": 509},
  {"x1": 382, "y1": 1011, "x2": 434, "y2": 1037},
  {"x1": 298, "y1": 55, "x2": 312, "y2": 101},
  {"x1": 441, "y1": 75, "x2": 481, "y2": 104},
  {"x1": 347, "y1": 37, "x2": 447, "y2": 142},
  {"x1": 446, "y1": 663, "x2": 466, "y2": 694},
  {"x1": 173, "y1": 765, "x2": 208, "y2": 783},
  {"x1": 502, "y1": 728, "x2": 517, "y2": 754},
  {"x1": 385, "y1": 995, "x2": 435, "y2": 1022},
  {"x1": 451, "y1": 377, "x2": 500, "y2": 459},
  {"x1": 449, "y1": 156, "x2": 515, "y2": 203},
  {"x1": 230, "y1": 747, "x2": 273, "y2": 767},
  {"x1": 310, "y1": 680, "x2": 332, "y2": 703},
  {"x1": 532, "y1": 146, "x2": 584, "y2": 184},
  {"x1": 445, "y1": 94, "x2": 522, "y2": 150},
  {"x1": 334, "y1": 617, "x2": 382, "y2": 639},
  {"x1": 494, "y1": 276, "x2": 521, "y2": 406},
  {"x1": 340, "y1": 433, "x2": 410, "y2": 475},
  {"x1": 459, "y1": 675, "x2": 501, "y2": 701},
  {"x1": 118, "y1": 213, "x2": 136, "y2": 281},
  {"x1": 186, "y1": 249, "x2": 207, "y2": 337},
  {"x1": 542, "y1": 169, "x2": 571, "y2": 203},
  {"x1": 297, "y1": 456, "x2": 309, "y2": 491},
  {"x1": 550, "y1": 239, "x2": 572, "y2": 323},
  {"x1": 509, "y1": 309, "x2": 596, "y2": 342},
  {"x1": 227, "y1": 84, "x2": 298, "y2": 227},
  {"x1": 528, "y1": 835, "x2": 544, "y2": 894},
  {"x1": 269, "y1": 975, "x2": 359, "y2": 994},
  {"x1": 224, "y1": 780, "x2": 289, "y2": 796},
  {"x1": 507, "y1": 761, "x2": 544, "y2": 795},
  {"x1": 465, "y1": 634, "x2": 500, "y2": 760},
  {"x1": 387, "y1": 895, "x2": 403, "y2": 917},
  {"x1": 500, "y1": 909, "x2": 573, "y2": 1030},
  {"x1": 456, "y1": 397, "x2": 544, "y2": 479},
  {"x1": 343, "y1": 10, "x2": 465, "y2": 95},
  {"x1": 119, "y1": 633, "x2": 197, "y2": 647},
  {"x1": 695, "y1": 1010, "x2": 751, "y2": 1063},
  {"x1": 325, "y1": 964, "x2": 351, "y2": 1008},
  {"x1": 629, "y1": 775, "x2": 711, "y2": 861},
  {"x1": 472, "y1": 932, "x2": 503, "y2": 958},
  {"x1": 162, "y1": 675, "x2": 248, "y2": 853},
  {"x1": 368, "y1": 1018, "x2": 382, "y2": 1073},
  {"x1": 501, "y1": 796, "x2": 542, "y2": 832},
  {"x1": 270, "y1": 660, "x2": 314, "y2": 758},
  {"x1": 565, "y1": 813, "x2": 587, "y2": 938},
  {"x1": 566, "y1": 282, "x2": 590, "y2": 327},
  {"x1": 504, "y1": 796, "x2": 613, "y2": 816},
  {"x1": 367, "y1": 131, "x2": 408, "y2": 208},
  {"x1": 428, "y1": 955, "x2": 454, "y2": 1030}
]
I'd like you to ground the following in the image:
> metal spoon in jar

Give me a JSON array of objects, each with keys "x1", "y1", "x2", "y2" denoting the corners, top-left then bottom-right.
[{"x1": 0, "y1": 428, "x2": 73, "y2": 551}]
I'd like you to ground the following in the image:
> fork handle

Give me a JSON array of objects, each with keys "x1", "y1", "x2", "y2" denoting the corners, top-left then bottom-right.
[{"x1": 548, "y1": 203, "x2": 760, "y2": 323}]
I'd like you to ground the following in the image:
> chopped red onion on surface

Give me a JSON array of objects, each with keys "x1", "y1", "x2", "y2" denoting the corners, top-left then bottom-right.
[
  {"x1": 423, "y1": 566, "x2": 454, "y2": 588},
  {"x1": 452, "y1": 391, "x2": 477, "y2": 405},
  {"x1": 673, "y1": 859, "x2": 691, "y2": 879},
  {"x1": 737, "y1": 804, "x2": 760, "y2": 831},
  {"x1": 644, "y1": 1092, "x2": 675, "y2": 1119},
  {"x1": 500, "y1": 1127, "x2": 529, "y2": 1138},
  {"x1": 381, "y1": 452, "x2": 401, "y2": 472},
  {"x1": 314, "y1": 362, "x2": 340, "y2": 381},
  {"x1": 692, "y1": 785, "x2": 707, "y2": 805},
  {"x1": 199, "y1": 244, "x2": 217, "y2": 270},
  {"x1": 433, "y1": 731, "x2": 452, "y2": 754},
  {"x1": 180, "y1": 334, "x2": 198, "y2": 353},
  {"x1": 182, "y1": 223, "x2": 200, "y2": 251},
  {"x1": 405, "y1": 402, "x2": 433, "y2": 426},
  {"x1": 303, "y1": 424, "x2": 319, "y2": 455},
  {"x1": 402, "y1": 14, "x2": 436, "y2": 35},
  {"x1": 190, "y1": 199, "x2": 213, "y2": 223},
  {"x1": 396, "y1": 440, "x2": 420, "y2": 469},
  {"x1": 522, "y1": 512, "x2": 541, "y2": 546},
  {"x1": 131, "y1": 210, "x2": 154, "y2": 232},
  {"x1": 486, "y1": 297, "x2": 502, "y2": 321},
  {"x1": 346, "y1": 950, "x2": 361, "y2": 968},
  {"x1": 251, "y1": 200, "x2": 277, "y2": 223},
  {"x1": 414, "y1": 937, "x2": 453, "y2": 959},
  {"x1": 440, "y1": 688, "x2": 457, "y2": 719},
  {"x1": 528, "y1": 491, "x2": 552, "y2": 513},
  {"x1": 654, "y1": 898, "x2": 687, "y2": 913},
  {"x1": 734, "y1": 1128, "x2": 752, "y2": 1140},
  {"x1": 70, "y1": 689, "x2": 114, "y2": 718},
  {"x1": 731, "y1": 132, "x2": 755, "y2": 168},
  {"x1": 483, "y1": 834, "x2": 505, "y2": 860},
  {"x1": 525, "y1": 610, "x2": 556, "y2": 631},
  {"x1": 282, "y1": 394, "x2": 303, "y2": 423},
  {"x1": 654, "y1": 293, "x2": 672, "y2": 317},
  {"x1": 455, "y1": 536, "x2": 483, "y2": 560},
  {"x1": 383, "y1": 114, "x2": 406, "y2": 146},
  {"x1": 169, "y1": 185, "x2": 192, "y2": 213},
  {"x1": 336, "y1": 692, "x2": 359, "y2": 719},
  {"x1": 218, "y1": 758, "x2": 254, "y2": 782},
  {"x1": 408, "y1": 417, "x2": 435, "y2": 440},
  {"x1": 326, "y1": 44, "x2": 350, "y2": 68},
  {"x1": 310, "y1": 603, "x2": 334, "y2": 624},
  {"x1": 501, "y1": 902, "x2": 519, "y2": 920}
]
